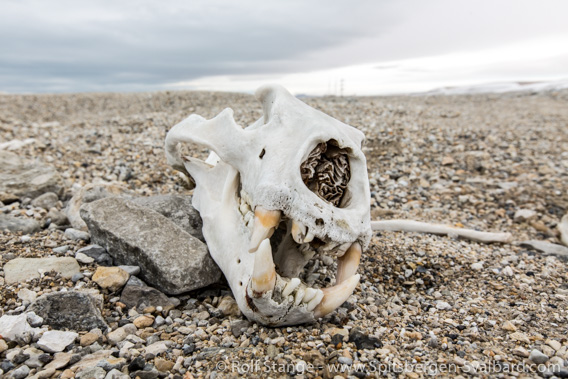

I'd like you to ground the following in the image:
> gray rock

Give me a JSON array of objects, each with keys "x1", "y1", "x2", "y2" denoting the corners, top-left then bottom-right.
[
  {"x1": 529, "y1": 349, "x2": 549, "y2": 364},
  {"x1": 0, "y1": 313, "x2": 34, "y2": 342},
  {"x1": 23, "y1": 347, "x2": 45, "y2": 368},
  {"x1": 52, "y1": 245, "x2": 70, "y2": 254},
  {"x1": 4, "y1": 257, "x2": 80, "y2": 283},
  {"x1": 75, "y1": 252, "x2": 95, "y2": 264},
  {"x1": 0, "y1": 214, "x2": 41, "y2": 234},
  {"x1": 66, "y1": 183, "x2": 133, "y2": 231},
  {"x1": 65, "y1": 228, "x2": 90, "y2": 241},
  {"x1": 46, "y1": 208, "x2": 68, "y2": 226},
  {"x1": 521, "y1": 240, "x2": 568, "y2": 261},
  {"x1": 9, "y1": 364, "x2": 30, "y2": 379},
  {"x1": 37, "y1": 330, "x2": 78, "y2": 353},
  {"x1": 76, "y1": 245, "x2": 113, "y2": 266},
  {"x1": 131, "y1": 194, "x2": 205, "y2": 242},
  {"x1": 26, "y1": 311, "x2": 44, "y2": 327},
  {"x1": 81, "y1": 197, "x2": 221, "y2": 294},
  {"x1": 105, "y1": 368, "x2": 129, "y2": 379},
  {"x1": 31, "y1": 192, "x2": 59, "y2": 210},
  {"x1": 76, "y1": 366, "x2": 107, "y2": 379},
  {"x1": 28, "y1": 291, "x2": 108, "y2": 332},
  {"x1": 0, "y1": 151, "x2": 62, "y2": 200},
  {"x1": 120, "y1": 276, "x2": 180, "y2": 312}
]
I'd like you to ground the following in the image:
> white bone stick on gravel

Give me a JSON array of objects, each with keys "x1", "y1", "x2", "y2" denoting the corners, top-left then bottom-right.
[{"x1": 371, "y1": 220, "x2": 512, "y2": 244}]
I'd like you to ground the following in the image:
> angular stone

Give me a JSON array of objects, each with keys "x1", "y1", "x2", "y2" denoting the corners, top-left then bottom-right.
[
  {"x1": 75, "y1": 366, "x2": 107, "y2": 379},
  {"x1": 0, "y1": 214, "x2": 41, "y2": 234},
  {"x1": 120, "y1": 276, "x2": 180, "y2": 312},
  {"x1": 4, "y1": 257, "x2": 80, "y2": 283},
  {"x1": 0, "y1": 313, "x2": 34, "y2": 342},
  {"x1": 529, "y1": 349, "x2": 549, "y2": 364},
  {"x1": 28, "y1": 291, "x2": 108, "y2": 332},
  {"x1": 131, "y1": 194, "x2": 205, "y2": 242},
  {"x1": 31, "y1": 192, "x2": 59, "y2": 210},
  {"x1": 217, "y1": 296, "x2": 241, "y2": 317},
  {"x1": 64, "y1": 228, "x2": 90, "y2": 242},
  {"x1": 17, "y1": 288, "x2": 37, "y2": 303},
  {"x1": 81, "y1": 197, "x2": 221, "y2": 294},
  {"x1": 92, "y1": 267, "x2": 129, "y2": 292},
  {"x1": 133, "y1": 315, "x2": 155, "y2": 329},
  {"x1": 0, "y1": 151, "x2": 62, "y2": 200},
  {"x1": 514, "y1": 209, "x2": 537, "y2": 223},
  {"x1": 37, "y1": 330, "x2": 78, "y2": 353}
]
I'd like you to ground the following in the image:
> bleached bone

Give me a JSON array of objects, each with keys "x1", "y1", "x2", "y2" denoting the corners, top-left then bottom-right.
[
  {"x1": 371, "y1": 220, "x2": 512, "y2": 244},
  {"x1": 165, "y1": 84, "x2": 371, "y2": 326}
]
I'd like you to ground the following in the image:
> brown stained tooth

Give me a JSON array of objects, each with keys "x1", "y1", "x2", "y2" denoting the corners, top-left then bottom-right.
[
  {"x1": 291, "y1": 220, "x2": 307, "y2": 244},
  {"x1": 335, "y1": 242, "x2": 361, "y2": 285},
  {"x1": 249, "y1": 207, "x2": 281, "y2": 252},
  {"x1": 251, "y1": 238, "x2": 276, "y2": 294},
  {"x1": 313, "y1": 274, "x2": 360, "y2": 318}
]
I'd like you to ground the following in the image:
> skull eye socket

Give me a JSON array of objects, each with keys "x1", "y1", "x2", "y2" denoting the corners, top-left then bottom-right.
[{"x1": 300, "y1": 139, "x2": 351, "y2": 208}]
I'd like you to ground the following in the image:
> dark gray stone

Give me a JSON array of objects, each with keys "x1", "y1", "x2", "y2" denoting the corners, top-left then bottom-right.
[
  {"x1": 81, "y1": 197, "x2": 221, "y2": 294},
  {"x1": 132, "y1": 194, "x2": 204, "y2": 242},
  {"x1": 28, "y1": 291, "x2": 108, "y2": 332},
  {"x1": 0, "y1": 214, "x2": 41, "y2": 234},
  {"x1": 0, "y1": 151, "x2": 62, "y2": 200},
  {"x1": 76, "y1": 245, "x2": 113, "y2": 266},
  {"x1": 120, "y1": 276, "x2": 180, "y2": 312}
]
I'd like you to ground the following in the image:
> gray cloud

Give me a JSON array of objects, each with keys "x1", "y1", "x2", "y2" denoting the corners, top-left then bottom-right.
[{"x1": 1, "y1": 0, "x2": 567, "y2": 93}]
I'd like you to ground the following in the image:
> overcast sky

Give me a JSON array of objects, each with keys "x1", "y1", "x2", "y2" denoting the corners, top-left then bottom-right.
[{"x1": 1, "y1": 0, "x2": 568, "y2": 95}]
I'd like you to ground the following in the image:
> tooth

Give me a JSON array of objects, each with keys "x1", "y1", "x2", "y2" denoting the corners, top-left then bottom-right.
[
  {"x1": 313, "y1": 274, "x2": 360, "y2": 318},
  {"x1": 291, "y1": 220, "x2": 307, "y2": 244},
  {"x1": 239, "y1": 201, "x2": 251, "y2": 215},
  {"x1": 249, "y1": 207, "x2": 281, "y2": 252},
  {"x1": 306, "y1": 289, "x2": 324, "y2": 311},
  {"x1": 282, "y1": 277, "x2": 301, "y2": 297},
  {"x1": 294, "y1": 287, "x2": 305, "y2": 306},
  {"x1": 302, "y1": 287, "x2": 317, "y2": 303},
  {"x1": 336, "y1": 242, "x2": 362, "y2": 285},
  {"x1": 304, "y1": 230, "x2": 315, "y2": 243},
  {"x1": 336, "y1": 242, "x2": 351, "y2": 257},
  {"x1": 251, "y1": 238, "x2": 276, "y2": 294}
]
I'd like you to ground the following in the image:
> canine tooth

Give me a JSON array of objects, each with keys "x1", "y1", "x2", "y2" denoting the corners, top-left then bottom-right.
[
  {"x1": 291, "y1": 220, "x2": 307, "y2": 244},
  {"x1": 294, "y1": 287, "x2": 305, "y2": 305},
  {"x1": 313, "y1": 274, "x2": 360, "y2": 318},
  {"x1": 336, "y1": 242, "x2": 362, "y2": 285},
  {"x1": 306, "y1": 289, "x2": 324, "y2": 311},
  {"x1": 302, "y1": 287, "x2": 317, "y2": 303},
  {"x1": 249, "y1": 207, "x2": 281, "y2": 252},
  {"x1": 282, "y1": 277, "x2": 301, "y2": 297},
  {"x1": 251, "y1": 238, "x2": 276, "y2": 294}
]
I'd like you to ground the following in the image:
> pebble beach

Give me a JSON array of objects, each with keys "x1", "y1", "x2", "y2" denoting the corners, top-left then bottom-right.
[{"x1": 0, "y1": 89, "x2": 567, "y2": 378}]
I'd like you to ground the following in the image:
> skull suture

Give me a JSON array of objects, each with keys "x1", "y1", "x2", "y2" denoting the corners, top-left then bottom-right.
[{"x1": 165, "y1": 85, "x2": 371, "y2": 326}]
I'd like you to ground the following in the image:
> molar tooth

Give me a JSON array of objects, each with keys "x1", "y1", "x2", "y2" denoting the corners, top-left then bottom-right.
[
  {"x1": 302, "y1": 287, "x2": 317, "y2": 303},
  {"x1": 336, "y1": 242, "x2": 362, "y2": 285},
  {"x1": 313, "y1": 274, "x2": 360, "y2": 318},
  {"x1": 239, "y1": 201, "x2": 251, "y2": 215},
  {"x1": 291, "y1": 220, "x2": 307, "y2": 244},
  {"x1": 249, "y1": 207, "x2": 281, "y2": 252},
  {"x1": 251, "y1": 238, "x2": 276, "y2": 294},
  {"x1": 294, "y1": 287, "x2": 305, "y2": 306},
  {"x1": 282, "y1": 277, "x2": 301, "y2": 297},
  {"x1": 306, "y1": 289, "x2": 324, "y2": 311}
]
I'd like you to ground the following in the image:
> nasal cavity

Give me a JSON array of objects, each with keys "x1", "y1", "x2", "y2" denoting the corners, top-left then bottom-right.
[{"x1": 300, "y1": 140, "x2": 350, "y2": 207}]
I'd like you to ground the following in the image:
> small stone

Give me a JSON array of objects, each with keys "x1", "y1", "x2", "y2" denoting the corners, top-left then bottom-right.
[
  {"x1": 546, "y1": 339, "x2": 562, "y2": 351},
  {"x1": 0, "y1": 339, "x2": 8, "y2": 353},
  {"x1": 231, "y1": 320, "x2": 251, "y2": 338},
  {"x1": 37, "y1": 330, "x2": 78, "y2": 353},
  {"x1": 436, "y1": 301, "x2": 452, "y2": 310},
  {"x1": 0, "y1": 214, "x2": 41, "y2": 234},
  {"x1": 17, "y1": 288, "x2": 37, "y2": 303},
  {"x1": 44, "y1": 352, "x2": 72, "y2": 370},
  {"x1": 348, "y1": 328, "x2": 382, "y2": 349},
  {"x1": 81, "y1": 332, "x2": 99, "y2": 346},
  {"x1": 35, "y1": 368, "x2": 57, "y2": 379},
  {"x1": 514, "y1": 209, "x2": 537, "y2": 223},
  {"x1": 145, "y1": 341, "x2": 169, "y2": 356},
  {"x1": 529, "y1": 349, "x2": 549, "y2": 364},
  {"x1": 337, "y1": 356, "x2": 353, "y2": 365},
  {"x1": 92, "y1": 267, "x2": 129, "y2": 292},
  {"x1": 75, "y1": 252, "x2": 95, "y2": 264},
  {"x1": 52, "y1": 245, "x2": 70, "y2": 254},
  {"x1": 72, "y1": 273, "x2": 85, "y2": 282},
  {"x1": 0, "y1": 313, "x2": 34, "y2": 342},
  {"x1": 4, "y1": 257, "x2": 80, "y2": 283},
  {"x1": 31, "y1": 192, "x2": 59, "y2": 210},
  {"x1": 502, "y1": 321, "x2": 517, "y2": 332},
  {"x1": 106, "y1": 326, "x2": 134, "y2": 345},
  {"x1": 76, "y1": 244, "x2": 107, "y2": 259},
  {"x1": 471, "y1": 262, "x2": 484, "y2": 270},
  {"x1": 154, "y1": 357, "x2": 175, "y2": 372},
  {"x1": 76, "y1": 366, "x2": 107, "y2": 379},
  {"x1": 105, "y1": 368, "x2": 128, "y2": 379},
  {"x1": 441, "y1": 156, "x2": 455, "y2": 166},
  {"x1": 133, "y1": 315, "x2": 155, "y2": 329},
  {"x1": 510, "y1": 332, "x2": 530, "y2": 344},
  {"x1": 118, "y1": 265, "x2": 140, "y2": 275},
  {"x1": 26, "y1": 311, "x2": 44, "y2": 327},
  {"x1": 10, "y1": 364, "x2": 30, "y2": 379},
  {"x1": 502, "y1": 266, "x2": 514, "y2": 276},
  {"x1": 65, "y1": 227, "x2": 91, "y2": 241},
  {"x1": 217, "y1": 296, "x2": 241, "y2": 317},
  {"x1": 120, "y1": 276, "x2": 180, "y2": 313}
]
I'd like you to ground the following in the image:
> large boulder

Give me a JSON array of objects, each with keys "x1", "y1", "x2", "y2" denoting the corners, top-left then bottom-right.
[
  {"x1": 28, "y1": 291, "x2": 108, "y2": 332},
  {"x1": 81, "y1": 197, "x2": 221, "y2": 294},
  {"x1": 0, "y1": 150, "x2": 62, "y2": 200}
]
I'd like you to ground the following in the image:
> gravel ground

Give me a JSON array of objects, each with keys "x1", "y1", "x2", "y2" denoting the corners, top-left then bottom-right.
[{"x1": 0, "y1": 89, "x2": 567, "y2": 378}]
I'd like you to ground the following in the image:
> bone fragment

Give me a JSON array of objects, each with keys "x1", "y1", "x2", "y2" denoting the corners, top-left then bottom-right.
[
  {"x1": 249, "y1": 207, "x2": 281, "y2": 252},
  {"x1": 371, "y1": 220, "x2": 512, "y2": 243},
  {"x1": 251, "y1": 238, "x2": 276, "y2": 294},
  {"x1": 314, "y1": 274, "x2": 360, "y2": 318},
  {"x1": 336, "y1": 242, "x2": 361, "y2": 284}
]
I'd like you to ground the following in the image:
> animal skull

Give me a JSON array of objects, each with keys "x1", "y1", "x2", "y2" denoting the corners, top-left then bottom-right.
[{"x1": 165, "y1": 85, "x2": 371, "y2": 326}]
